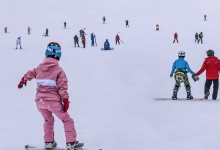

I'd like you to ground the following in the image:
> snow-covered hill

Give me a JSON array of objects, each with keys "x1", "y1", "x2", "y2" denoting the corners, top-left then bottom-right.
[{"x1": 1, "y1": 0, "x2": 220, "y2": 149}]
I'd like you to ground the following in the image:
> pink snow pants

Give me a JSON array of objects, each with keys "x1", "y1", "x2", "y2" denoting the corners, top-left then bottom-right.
[{"x1": 36, "y1": 100, "x2": 77, "y2": 143}]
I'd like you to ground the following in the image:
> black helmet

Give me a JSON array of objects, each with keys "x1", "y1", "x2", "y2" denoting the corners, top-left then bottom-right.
[{"x1": 206, "y1": 49, "x2": 214, "y2": 56}]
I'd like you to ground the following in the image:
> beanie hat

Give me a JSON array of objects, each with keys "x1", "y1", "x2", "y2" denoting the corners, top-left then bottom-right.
[{"x1": 45, "y1": 42, "x2": 61, "y2": 59}]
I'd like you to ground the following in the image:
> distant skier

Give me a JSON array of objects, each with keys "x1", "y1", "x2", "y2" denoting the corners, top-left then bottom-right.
[
  {"x1": 195, "y1": 50, "x2": 220, "y2": 100},
  {"x1": 17, "y1": 42, "x2": 83, "y2": 150},
  {"x1": 64, "y1": 22, "x2": 66, "y2": 28},
  {"x1": 45, "y1": 28, "x2": 49, "y2": 36},
  {"x1": 74, "y1": 35, "x2": 80, "y2": 47},
  {"x1": 104, "y1": 39, "x2": 110, "y2": 50},
  {"x1": 82, "y1": 34, "x2": 86, "y2": 48},
  {"x1": 198, "y1": 32, "x2": 203, "y2": 44},
  {"x1": 115, "y1": 34, "x2": 120, "y2": 45},
  {"x1": 79, "y1": 28, "x2": 85, "y2": 37},
  {"x1": 28, "y1": 27, "x2": 31, "y2": 34},
  {"x1": 125, "y1": 20, "x2": 129, "y2": 27},
  {"x1": 173, "y1": 33, "x2": 178, "y2": 43},
  {"x1": 170, "y1": 51, "x2": 196, "y2": 100},
  {"x1": 195, "y1": 32, "x2": 198, "y2": 43},
  {"x1": 156, "y1": 24, "x2": 159, "y2": 31},
  {"x1": 4, "y1": 27, "x2": 7, "y2": 33},
  {"x1": 91, "y1": 33, "x2": 95, "y2": 46},
  {"x1": 204, "y1": 15, "x2": 207, "y2": 21},
  {"x1": 16, "y1": 37, "x2": 22, "y2": 49},
  {"x1": 102, "y1": 16, "x2": 106, "y2": 24}
]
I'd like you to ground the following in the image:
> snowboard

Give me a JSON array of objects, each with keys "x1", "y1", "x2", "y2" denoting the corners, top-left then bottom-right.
[
  {"x1": 155, "y1": 98, "x2": 204, "y2": 100},
  {"x1": 101, "y1": 48, "x2": 114, "y2": 50}
]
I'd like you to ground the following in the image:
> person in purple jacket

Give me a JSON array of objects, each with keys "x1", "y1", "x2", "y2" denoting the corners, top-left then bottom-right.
[{"x1": 18, "y1": 42, "x2": 83, "y2": 150}]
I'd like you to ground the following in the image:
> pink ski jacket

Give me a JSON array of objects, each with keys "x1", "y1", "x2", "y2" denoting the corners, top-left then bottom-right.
[{"x1": 23, "y1": 58, "x2": 69, "y2": 101}]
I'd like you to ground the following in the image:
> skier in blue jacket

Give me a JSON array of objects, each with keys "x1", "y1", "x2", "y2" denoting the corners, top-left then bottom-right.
[
  {"x1": 104, "y1": 39, "x2": 110, "y2": 50},
  {"x1": 91, "y1": 33, "x2": 95, "y2": 46},
  {"x1": 170, "y1": 51, "x2": 195, "y2": 100}
]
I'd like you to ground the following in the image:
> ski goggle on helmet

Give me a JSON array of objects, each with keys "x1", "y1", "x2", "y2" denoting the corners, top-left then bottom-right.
[
  {"x1": 178, "y1": 51, "x2": 185, "y2": 57},
  {"x1": 45, "y1": 42, "x2": 61, "y2": 59}
]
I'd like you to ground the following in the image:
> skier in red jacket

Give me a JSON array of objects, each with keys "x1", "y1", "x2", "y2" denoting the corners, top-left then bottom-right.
[
  {"x1": 173, "y1": 33, "x2": 178, "y2": 43},
  {"x1": 115, "y1": 34, "x2": 120, "y2": 45},
  {"x1": 195, "y1": 50, "x2": 220, "y2": 100},
  {"x1": 81, "y1": 34, "x2": 86, "y2": 48}
]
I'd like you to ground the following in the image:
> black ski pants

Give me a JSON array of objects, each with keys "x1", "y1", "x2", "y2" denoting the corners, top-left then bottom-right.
[
  {"x1": 116, "y1": 40, "x2": 120, "y2": 45},
  {"x1": 74, "y1": 41, "x2": 79, "y2": 47},
  {"x1": 195, "y1": 38, "x2": 198, "y2": 43},
  {"x1": 82, "y1": 42, "x2": 85, "y2": 48},
  {"x1": 205, "y1": 79, "x2": 219, "y2": 99},
  {"x1": 198, "y1": 38, "x2": 203, "y2": 44}
]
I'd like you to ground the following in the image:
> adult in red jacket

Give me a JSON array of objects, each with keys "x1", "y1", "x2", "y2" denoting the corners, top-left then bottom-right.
[
  {"x1": 195, "y1": 50, "x2": 220, "y2": 100},
  {"x1": 115, "y1": 34, "x2": 120, "y2": 45},
  {"x1": 82, "y1": 34, "x2": 86, "y2": 48},
  {"x1": 173, "y1": 33, "x2": 178, "y2": 43}
]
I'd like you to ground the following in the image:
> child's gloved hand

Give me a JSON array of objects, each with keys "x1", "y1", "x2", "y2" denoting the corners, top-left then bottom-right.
[
  {"x1": 18, "y1": 77, "x2": 27, "y2": 89},
  {"x1": 170, "y1": 74, "x2": 173, "y2": 78},
  {"x1": 62, "y1": 98, "x2": 69, "y2": 112}
]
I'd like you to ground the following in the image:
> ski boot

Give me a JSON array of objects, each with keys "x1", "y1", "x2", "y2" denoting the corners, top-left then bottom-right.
[
  {"x1": 20, "y1": 46, "x2": 22, "y2": 49},
  {"x1": 187, "y1": 92, "x2": 193, "y2": 100},
  {"x1": 172, "y1": 92, "x2": 177, "y2": 100},
  {"x1": 66, "y1": 141, "x2": 84, "y2": 150},
  {"x1": 204, "y1": 92, "x2": 210, "y2": 99},
  {"x1": 44, "y1": 141, "x2": 57, "y2": 150}
]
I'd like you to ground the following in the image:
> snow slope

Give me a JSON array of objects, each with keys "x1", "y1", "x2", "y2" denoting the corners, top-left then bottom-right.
[{"x1": 1, "y1": 0, "x2": 220, "y2": 149}]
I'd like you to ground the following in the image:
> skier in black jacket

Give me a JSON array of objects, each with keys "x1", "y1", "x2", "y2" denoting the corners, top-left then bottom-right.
[
  {"x1": 74, "y1": 35, "x2": 80, "y2": 47},
  {"x1": 64, "y1": 22, "x2": 66, "y2": 28},
  {"x1": 195, "y1": 32, "x2": 198, "y2": 43}
]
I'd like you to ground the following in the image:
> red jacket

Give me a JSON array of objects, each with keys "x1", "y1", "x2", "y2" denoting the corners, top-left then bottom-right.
[
  {"x1": 82, "y1": 35, "x2": 86, "y2": 42},
  {"x1": 174, "y1": 33, "x2": 178, "y2": 39},
  {"x1": 116, "y1": 35, "x2": 120, "y2": 41},
  {"x1": 196, "y1": 56, "x2": 220, "y2": 79}
]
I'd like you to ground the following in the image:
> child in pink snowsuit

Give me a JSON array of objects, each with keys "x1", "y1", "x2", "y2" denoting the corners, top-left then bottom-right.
[{"x1": 18, "y1": 42, "x2": 82, "y2": 150}]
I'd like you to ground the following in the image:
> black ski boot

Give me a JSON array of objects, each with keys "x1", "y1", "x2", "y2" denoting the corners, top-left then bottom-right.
[
  {"x1": 44, "y1": 141, "x2": 57, "y2": 150},
  {"x1": 187, "y1": 92, "x2": 193, "y2": 100},
  {"x1": 172, "y1": 92, "x2": 177, "y2": 100},
  {"x1": 204, "y1": 92, "x2": 210, "y2": 99},
  {"x1": 66, "y1": 141, "x2": 84, "y2": 150}
]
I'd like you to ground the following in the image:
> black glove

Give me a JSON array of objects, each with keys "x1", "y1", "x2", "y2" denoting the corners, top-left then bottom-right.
[
  {"x1": 192, "y1": 74, "x2": 199, "y2": 82},
  {"x1": 170, "y1": 74, "x2": 173, "y2": 78}
]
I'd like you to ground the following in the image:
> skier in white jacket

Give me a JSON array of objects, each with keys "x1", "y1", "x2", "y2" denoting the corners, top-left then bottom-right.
[{"x1": 16, "y1": 37, "x2": 22, "y2": 49}]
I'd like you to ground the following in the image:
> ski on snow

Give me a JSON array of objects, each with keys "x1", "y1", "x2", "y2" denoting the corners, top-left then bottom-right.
[
  {"x1": 25, "y1": 143, "x2": 84, "y2": 150},
  {"x1": 154, "y1": 98, "x2": 204, "y2": 100}
]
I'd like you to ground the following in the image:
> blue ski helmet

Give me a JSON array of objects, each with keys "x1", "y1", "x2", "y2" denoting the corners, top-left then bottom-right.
[{"x1": 45, "y1": 42, "x2": 61, "y2": 59}]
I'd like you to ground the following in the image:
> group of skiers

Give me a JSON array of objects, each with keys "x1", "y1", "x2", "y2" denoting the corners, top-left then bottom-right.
[
  {"x1": 170, "y1": 50, "x2": 219, "y2": 100},
  {"x1": 172, "y1": 32, "x2": 203, "y2": 44}
]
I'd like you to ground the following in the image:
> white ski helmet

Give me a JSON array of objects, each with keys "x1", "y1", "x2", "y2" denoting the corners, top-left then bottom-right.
[{"x1": 178, "y1": 51, "x2": 185, "y2": 57}]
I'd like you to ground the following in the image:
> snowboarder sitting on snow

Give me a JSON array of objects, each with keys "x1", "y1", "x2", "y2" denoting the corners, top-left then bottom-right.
[
  {"x1": 173, "y1": 32, "x2": 178, "y2": 43},
  {"x1": 91, "y1": 33, "x2": 95, "y2": 46},
  {"x1": 115, "y1": 34, "x2": 120, "y2": 45},
  {"x1": 195, "y1": 32, "x2": 198, "y2": 43},
  {"x1": 170, "y1": 51, "x2": 196, "y2": 100},
  {"x1": 104, "y1": 39, "x2": 110, "y2": 50},
  {"x1": 16, "y1": 37, "x2": 22, "y2": 49},
  {"x1": 17, "y1": 42, "x2": 83, "y2": 150},
  {"x1": 74, "y1": 34, "x2": 80, "y2": 47},
  {"x1": 195, "y1": 50, "x2": 220, "y2": 100},
  {"x1": 198, "y1": 32, "x2": 203, "y2": 44},
  {"x1": 156, "y1": 24, "x2": 159, "y2": 31}
]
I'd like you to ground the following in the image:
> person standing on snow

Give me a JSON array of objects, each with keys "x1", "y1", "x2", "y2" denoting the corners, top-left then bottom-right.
[
  {"x1": 195, "y1": 32, "x2": 198, "y2": 43},
  {"x1": 204, "y1": 15, "x2": 207, "y2": 21},
  {"x1": 198, "y1": 32, "x2": 203, "y2": 44},
  {"x1": 45, "y1": 28, "x2": 49, "y2": 36},
  {"x1": 4, "y1": 27, "x2": 7, "y2": 33},
  {"x1": 156, "y1": 24, "x2": 159, "y2": 31},
  {"x1": 64, "y1": 22, "x2": 66, "y2": 28},
  {"x1": 125, "y1": 20, "x2": 129, "y2": 27},
  {"x1": 74, "y1": 35, "x2": 80, "y2": 47},
  {"x1": 195, "y1": 50, "x2": 220, "y2": 100},
  {"x1": 91, "y1": 33, "x2": 95, "y2": 46},
  {"x1": 170, "y1": 51, "x2": 196, "y2": 100},
  {"x1": 115, "y1": 34, "x2": 120, "y2": 45},
  {"x1": 17, "y1": 42, "x2": 84, "y2": 150},
  {"x1": 16, "y1": 37, "x2": 22, "y2": 49},
  {"x1": 173, "y1": 33, "x2": 178, "y2": 43},
  {"x1": 102, "y1": 16, "x2": 106, "y2": 24},
  {"x1": 104, "y1": 39, "x2": 110, "y2": 50},
  {"x1": 28, "y1": 27, "x2": 31, "y2": 34},
  {"x1": 82, "y1": 34, "x2": 86, "y2": 48}
]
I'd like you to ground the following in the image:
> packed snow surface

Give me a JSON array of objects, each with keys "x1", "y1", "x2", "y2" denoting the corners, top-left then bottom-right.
[{"x1": 1, "y1": 0, "x2": 220, "y2": 149}]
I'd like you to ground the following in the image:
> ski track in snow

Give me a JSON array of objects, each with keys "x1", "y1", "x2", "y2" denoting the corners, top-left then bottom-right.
[{"x1": 1, "y1": 0, "x2": 220, "y2": 150}]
